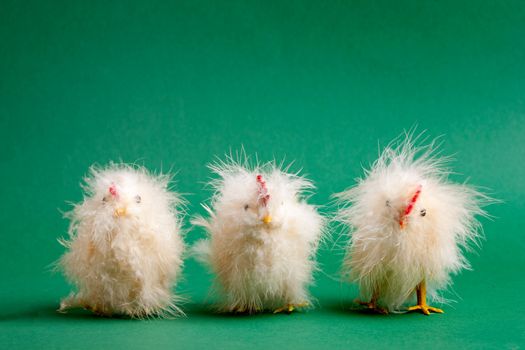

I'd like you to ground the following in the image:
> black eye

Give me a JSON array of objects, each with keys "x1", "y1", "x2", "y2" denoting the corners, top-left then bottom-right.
[
  {"x1": 386, "y1": 200, "x2": 391, "y2": 207},
  {"x1": 102, "y1": 196, "x2": 108, "y2": 203},
  {"x1": 244, "y1": 204, "x2": 249, "y2": 210},
  {"x1": 135, "y1": 195, "x2": 141, "y2": 204},
  {"x1": 420, "y1": 209, "x2": 427, "y2": 217}
]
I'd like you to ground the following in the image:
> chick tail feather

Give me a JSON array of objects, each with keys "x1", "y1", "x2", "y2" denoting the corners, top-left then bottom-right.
[
  {"x1": 58, "y1": 292, "x2": 81, "y2": 313},
  {"x1": 191, "y1": 239, "x2": 212, "y2": 269}
]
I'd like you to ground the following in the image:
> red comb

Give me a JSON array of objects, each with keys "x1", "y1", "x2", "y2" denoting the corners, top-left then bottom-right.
[
  {"x1": 109, "y1": 183, "x2": 118, "y2": 197},
  {"x1": 399, "y1": 184, "x2": 422, "y2": 226},
  {"x1": 256, "y1": 174, "x2": 270, "y2": 207}
]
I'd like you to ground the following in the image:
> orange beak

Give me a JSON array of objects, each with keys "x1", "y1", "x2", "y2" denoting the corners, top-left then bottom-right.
[
  {"x1": 262, "y1": 214, "x2": 272, "y2": 224},
  {"x1": 114, "y1": 207, "x2": 127, "y2": 218},
  {"x1": 263, "y1": 214, "x2": 272, "y2": 225}
]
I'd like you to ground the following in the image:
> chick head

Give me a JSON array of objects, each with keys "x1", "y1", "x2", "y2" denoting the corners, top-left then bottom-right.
[
  {"x1": 337, "y1": 133, "x2": 487, "y2": 242},
  {"x1": 73, "y1": 164, "x2": 177, "y2": 239},
  {"x1": 209, "y1": 160, "x2": 312, "y2": 232}
]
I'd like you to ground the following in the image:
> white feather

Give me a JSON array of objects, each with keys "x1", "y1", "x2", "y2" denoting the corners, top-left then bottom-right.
[
  {"x1": 193, "y1": 155, "x2": 324, "y2": 313},
  {"x1": 58, "y1": 163, "x2": 185, "y2": 318},
  {"x1": 335, "y1": 132, "x2": 489, "y2": 311}
]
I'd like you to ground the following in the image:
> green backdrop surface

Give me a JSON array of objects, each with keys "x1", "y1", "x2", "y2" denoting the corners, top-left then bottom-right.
[{"x1": 1, "y1": 1, "x2": 524, "y2": 349}]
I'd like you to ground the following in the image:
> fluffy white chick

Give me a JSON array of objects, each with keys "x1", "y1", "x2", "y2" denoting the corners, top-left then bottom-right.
[
  {"x1": 193, "y1": 157, "x2": 324, "y2": 314},
  {"x1": 58, "y1": 164, "x2": 185, "y2": 318},
  {"x1": 336, "y1": 133, "x2": 488, "y2": 315}
]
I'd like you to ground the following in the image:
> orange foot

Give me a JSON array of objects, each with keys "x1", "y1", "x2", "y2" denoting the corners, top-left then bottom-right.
[
  {"x1": 407, "y1": 304, "x2": 444, "y2": 315},
  {"x1": 274, "y1": 302, "x2": 308, "y2": 314},
  {"x1": 355, "y1": 299, "x2": 388, "y2": 314}
]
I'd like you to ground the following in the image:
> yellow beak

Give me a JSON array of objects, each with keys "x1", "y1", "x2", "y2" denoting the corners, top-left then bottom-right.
[
  {"x1": 114, "y1": 207, "x2": 127, "y2": 217},
  {"x1": 262, "y1": 215, "x2": 272, "y2": 224}
]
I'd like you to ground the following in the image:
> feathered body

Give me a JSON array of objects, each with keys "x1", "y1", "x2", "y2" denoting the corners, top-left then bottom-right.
[
  {"x1": 59, "y1": 164, "x2": 184, "y2": 318},
  {"x1": 336, "y1": 134, "x2": 487, "y2": 313},
  {"x1": 193, "y1": 158, "x2": 324, "y2": 313}
]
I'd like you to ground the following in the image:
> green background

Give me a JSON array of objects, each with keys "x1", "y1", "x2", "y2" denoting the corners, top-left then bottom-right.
[{"x1": 1, "y1": 1, "x2": 524, "y2": 349}]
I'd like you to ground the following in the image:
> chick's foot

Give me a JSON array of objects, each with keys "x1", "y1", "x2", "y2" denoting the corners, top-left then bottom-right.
[
  {"x1": 273, "y1": 302, "x2": 308, "y2": 314},
  {"x1": 355, "y1": 299, "x2": 388, "y2": 314},
  {"x1": 407, "y1": 304, "x2": 443, "y2": 315}
]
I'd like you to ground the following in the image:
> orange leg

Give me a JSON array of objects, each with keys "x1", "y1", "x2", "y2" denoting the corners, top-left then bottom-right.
[{"x1": 407, "y1": 280, "x2": 444, "y2": 315}]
